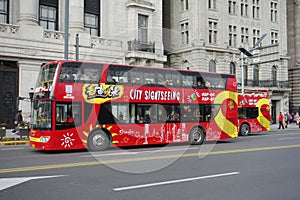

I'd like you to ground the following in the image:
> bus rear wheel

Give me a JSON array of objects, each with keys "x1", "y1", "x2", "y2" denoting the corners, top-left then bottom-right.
[
  {"x1": 240, "y1": 124, "x2": 250, "y2": 136},
  {"x1": 189, "y1": 127, "x2": 205, "y2": 145},
  {"x1": 87, "y1": 129, "x2": 110, "y2": 151}
]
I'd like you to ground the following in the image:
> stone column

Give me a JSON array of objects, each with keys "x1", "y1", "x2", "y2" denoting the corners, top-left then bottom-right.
[
  {"x1": 18, "y1": 0, "x2": 39, "y2": 25},
  {"x1": 295, "y1": 0, "x2": 300, "y2": 65},
  {"x1": 69, "y1": 0, "x2": 84, "y2": 33}
]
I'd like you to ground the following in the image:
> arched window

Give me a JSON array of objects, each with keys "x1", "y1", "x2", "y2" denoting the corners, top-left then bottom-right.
[
  {"x1": 209, "y1": 60, "x2": 216, "y2": 72},
  {"x1": 272, "y1": 65, "x2": 277, "y2": 86},
  {"x1": 230, "y1": 62, "x2": 236, "y2": 74},
  {"x1": 253, "y1": 65, "x2": 259, "y2": 86}
]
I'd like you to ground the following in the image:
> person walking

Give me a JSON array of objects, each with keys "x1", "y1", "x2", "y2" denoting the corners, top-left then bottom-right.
[
  {"x1": 284, "y1": 112, "x2": 289, "y2": 128},
  {"x1": 278, "y1": 112, "x2": 285, "y2": 129},
  {"x1": 295, "y1": 112, "x2": 299, "y2": 125},
  {"x1": 13, "y1": 110, "x2": 23, "y2": 133}
]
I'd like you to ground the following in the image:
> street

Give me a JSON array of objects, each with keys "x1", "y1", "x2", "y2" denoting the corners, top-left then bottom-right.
[{"x1": 0, "y1": 125, "x2": 300, "y2": 200}]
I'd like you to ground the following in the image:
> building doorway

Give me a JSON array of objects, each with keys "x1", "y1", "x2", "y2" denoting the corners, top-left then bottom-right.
[
  {"x1": 271, "y1": 100, "x2": 277, "y2": 124},
  {"x1": 0, "y1": 61, "x2": 18, "y2": 129}
]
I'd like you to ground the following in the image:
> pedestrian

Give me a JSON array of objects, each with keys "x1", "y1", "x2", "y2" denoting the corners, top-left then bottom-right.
[
  {"x1": 13, "y1": 110, "x2": 23, "y2": 133},
  {"x1": 284, "y1": 112, "x2": 289, "y2": 128},
  {"x1": 295, "y1": 112, "x2": 299, "y2": 125},
  {"x1": 278, "y1": 112, "x2": 284, "y2": 129}
]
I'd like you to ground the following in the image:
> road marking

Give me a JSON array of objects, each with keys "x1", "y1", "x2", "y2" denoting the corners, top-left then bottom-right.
[
  {"x1": 1, "y1": 144, "x2": 300, "y2": 174},
  {"x1": 80, "y1": 152, "x2": 139, "y2": 158},
  {"x1": 1, "y1": 147, "x2": 26, "y2": 151},
  {"x1": 80, "y1": 147, "x2": 198, "y2": 158},
  {"x1": 0, "y1": 175, "x2": 66, "y2": 191},
  {"x1": 278, "y1": 136, "x2": 300, "y2": 141},
  {"x1": 113, "y1": 172, "x2": 240, "y2": 191}
]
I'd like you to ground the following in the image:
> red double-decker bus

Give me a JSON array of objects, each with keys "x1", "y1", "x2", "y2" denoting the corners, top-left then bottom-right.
[
  {"x1": 238, "y1": 91, "x2": 271, "y2": 136},
  {"x1": 29, "y1": 60, "x2": 238, "y2": 151}
]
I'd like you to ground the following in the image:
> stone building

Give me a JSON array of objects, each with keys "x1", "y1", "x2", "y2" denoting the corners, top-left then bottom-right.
[
  {"x1": 0, "y1": 0, "x2": 166, "y2": 128},
  {"x1": 0, "y1": 0, "x2": 291, "y2": 128},
  {"x1": 164, "y1": 0, "x2": 290, "y2": 124},
  {"x1": 287, "y1": 0, "x2": 300, "y2": 114}
]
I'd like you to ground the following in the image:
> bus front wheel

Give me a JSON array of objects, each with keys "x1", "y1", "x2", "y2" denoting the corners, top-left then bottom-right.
[
  {"x1": 189, "y1": 127, "x2": 205, "y2": 145},
  {"x1": 240, "y1": 124, "x2": 250, "y2": 136},
  {"x1": 87, "y1": 129, "x2": 110, "y2": 151}
]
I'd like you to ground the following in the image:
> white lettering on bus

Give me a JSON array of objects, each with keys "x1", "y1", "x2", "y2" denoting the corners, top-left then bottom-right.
[
  {"x1": 145, "y1": 90, "x2": 180, "y2": 101},
  {"x1": 130, "y1": 89, "x2": 143, "y2": 100}
]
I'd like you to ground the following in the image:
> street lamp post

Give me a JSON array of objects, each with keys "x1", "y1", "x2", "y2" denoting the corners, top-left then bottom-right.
[
  {"x1": 238, "y1": 47, "x2": 253, "y2": 94},
  {"x1": 64, "y1": 0, "x2": 69, "y2": 60}
]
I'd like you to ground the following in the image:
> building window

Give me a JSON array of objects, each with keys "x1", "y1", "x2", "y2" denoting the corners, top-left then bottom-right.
[
  {"x1": 208, "y1": 21, "x2": 217, "y2": 44},
  {"x1": 272, "y1": 65, "x2": 277, "y2": 86},
  {"x1": 84, "y1": 0, "x2": 100, "y2": 36},
  {"x1": 271, "y1": 31, "x2": 278, "y2": 44},
  {"x1": 241, "y1": 0, "x2": 248, "y2": 17},
  {"x1": 253, "y1": 65, "x2": 259, "y2": 86},
  {"x1": 0, "y1": 0, "x2": 8, "y2": 24},
  {"x1": 39, "y1": 0, "x2": 58, "y2": 30},
  {"x1": 229, "y1": 25, "x2": 237, "y2": 47},
  {"x1": 252, "y1": 29, "x2": 260, "y2": 47},
  {"x1": 270, "y1": 1, "x2": 277, "y2": 23},
  {"x1": 230, "y1": 62, "x2": 236, "y2": 74},
  {"x1": 208, "y1": 0, "x2": 216, "y2": 9},
  {"x1": 229, "y1": 0, "x2": 236, "y2": 15},
  {"x1": 209, "y1": 60, "x2": 216, "y2": 72},
  {"x1": 244, "y1": 65, "x2": 248, "y2": 86},
  {"x1": 252, "y1": 0, "x2": 260, "y2": 19},
  {"x1": 181, "y1": 0, "x2": 189, "y2": 11},
  {"x1": 181, "y1": 22, "x2": 189, "y2": 45},
  {"x1": 241, "y1": 27, "x2": 249, "y2": 44},
  {"x1": 138, "y1": 14, "x2": 148, "y2": 43}
]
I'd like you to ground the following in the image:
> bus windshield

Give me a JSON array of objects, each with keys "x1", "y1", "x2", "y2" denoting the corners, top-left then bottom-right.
[
  {"x1": 35, "y1": 64, "x2": 57, "y2": 88},
  {"x1": 59, "y1": 62, "x2": 104, "y2": 83},
  {"x1": 32, "y1": 100, "x2": 52, "y2": 130}
]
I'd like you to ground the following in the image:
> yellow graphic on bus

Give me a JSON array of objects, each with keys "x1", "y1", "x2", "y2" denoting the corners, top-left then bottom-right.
[
  {"x1": 82, "y1": 84, "x2": 124, "y2": 104},
  {"x1": 213, "y1": 91, "x2": 238, "y2": 138},
  {"x1": 256, "y1": 98, "x2": 270, "y2": 131}
]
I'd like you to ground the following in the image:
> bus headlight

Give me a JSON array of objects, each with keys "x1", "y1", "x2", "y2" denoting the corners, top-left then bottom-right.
[{"x1": 40, "y1": 136, "x2": 50, "y2": 143}]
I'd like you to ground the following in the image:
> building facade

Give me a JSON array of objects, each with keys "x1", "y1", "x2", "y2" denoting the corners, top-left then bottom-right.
[
  {"x1": 0, "y1": 0, "x2": 291, "y2": 128},
  {"x1": 0, "y1": 0, "x2": 166, "y2": 128},
  {"x1": 287, "y1": 0, "x2": 300, "y2": 113},
  {"x1": 164, "y1": 0, "x2": 290, "y2": 124}
]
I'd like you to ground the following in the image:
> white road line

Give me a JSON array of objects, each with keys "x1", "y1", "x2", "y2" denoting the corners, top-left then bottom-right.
[
  {"x1": 80, "y1": 152, "x2": 139, "y2": 158},
  {"x1": 80, "y1": 147, "x2": 198, "y2": 158},
  {"x1": 0, "y1": 175, "x2": 66, "y2": 191},
  {"x1": 138, "y1": 147, "x2": 199, "y2": 154},
  {"x1": 114, "y1": 171, "x2": 240, "y2": 191},
  {"x1": 1, "y1": 147, "x2": 26, "y2": 151},
  {"x1": 278, "y1": 136, "x2": 300, "y2": 141}
]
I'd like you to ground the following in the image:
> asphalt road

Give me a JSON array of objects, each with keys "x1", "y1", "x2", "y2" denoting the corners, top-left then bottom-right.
[{"x1": 0, "y1": 126, "x2": 300, "y2": 200}]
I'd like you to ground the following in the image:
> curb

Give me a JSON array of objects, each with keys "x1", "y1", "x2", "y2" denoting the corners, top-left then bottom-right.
[
  {"x1": 0, "y1": 141, "x2": 29, "y2": 146},
  {"x1": 0, "y1": 137, "x2": 30, "y2": 146}
]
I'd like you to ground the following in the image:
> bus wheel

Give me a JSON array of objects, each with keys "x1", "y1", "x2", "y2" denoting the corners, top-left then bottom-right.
[
  {"x1": 87, "y1": 130, "x2": 110, "y2": 151},
  {"x1": 189, "y1": 127, "x2": 205, "y2": 145},
  {"x1": 240, "y1": 124, "x2": 250, "y2": 136}
]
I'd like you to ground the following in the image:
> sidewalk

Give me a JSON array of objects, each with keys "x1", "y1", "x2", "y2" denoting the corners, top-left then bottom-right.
[
  {"x1": 270, "y1": 123, "x2": 300, "y2": 131},
  {"x1": 0, "y1": 129, "x2": 29, "y2": 146}
]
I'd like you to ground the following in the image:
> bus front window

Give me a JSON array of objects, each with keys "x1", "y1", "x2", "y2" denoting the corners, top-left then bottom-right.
[
  {"x1": 32, "y1": 101, "x2": 52, "y2": 130},
  {"x1": 35, "y1": 64, "x2": 57, "y2": 89}
]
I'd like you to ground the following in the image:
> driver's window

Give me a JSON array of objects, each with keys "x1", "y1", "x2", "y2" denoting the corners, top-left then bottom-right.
[{"x1": 56, "y1": 102, "x2": 82, "y2": 130}]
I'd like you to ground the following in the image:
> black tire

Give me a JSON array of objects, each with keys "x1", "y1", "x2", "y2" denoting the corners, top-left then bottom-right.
[
  {"x1": 240, "y1": 124, "x2": 250, "y2": 136},
  {"x1": 87, "y1": 129, "x2": 110, "y2": 151},
  {"x1": 189, "y1": 127, "x2": 205, "y2": 145}
]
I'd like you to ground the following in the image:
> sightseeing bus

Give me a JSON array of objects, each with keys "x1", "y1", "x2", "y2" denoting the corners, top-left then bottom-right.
[
  {"x1": 238, "y1": 90, "x2": 271, "y2": 136},
  {"x1": 29, "y1": 60, "x2": 238, "y2": 151}
]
